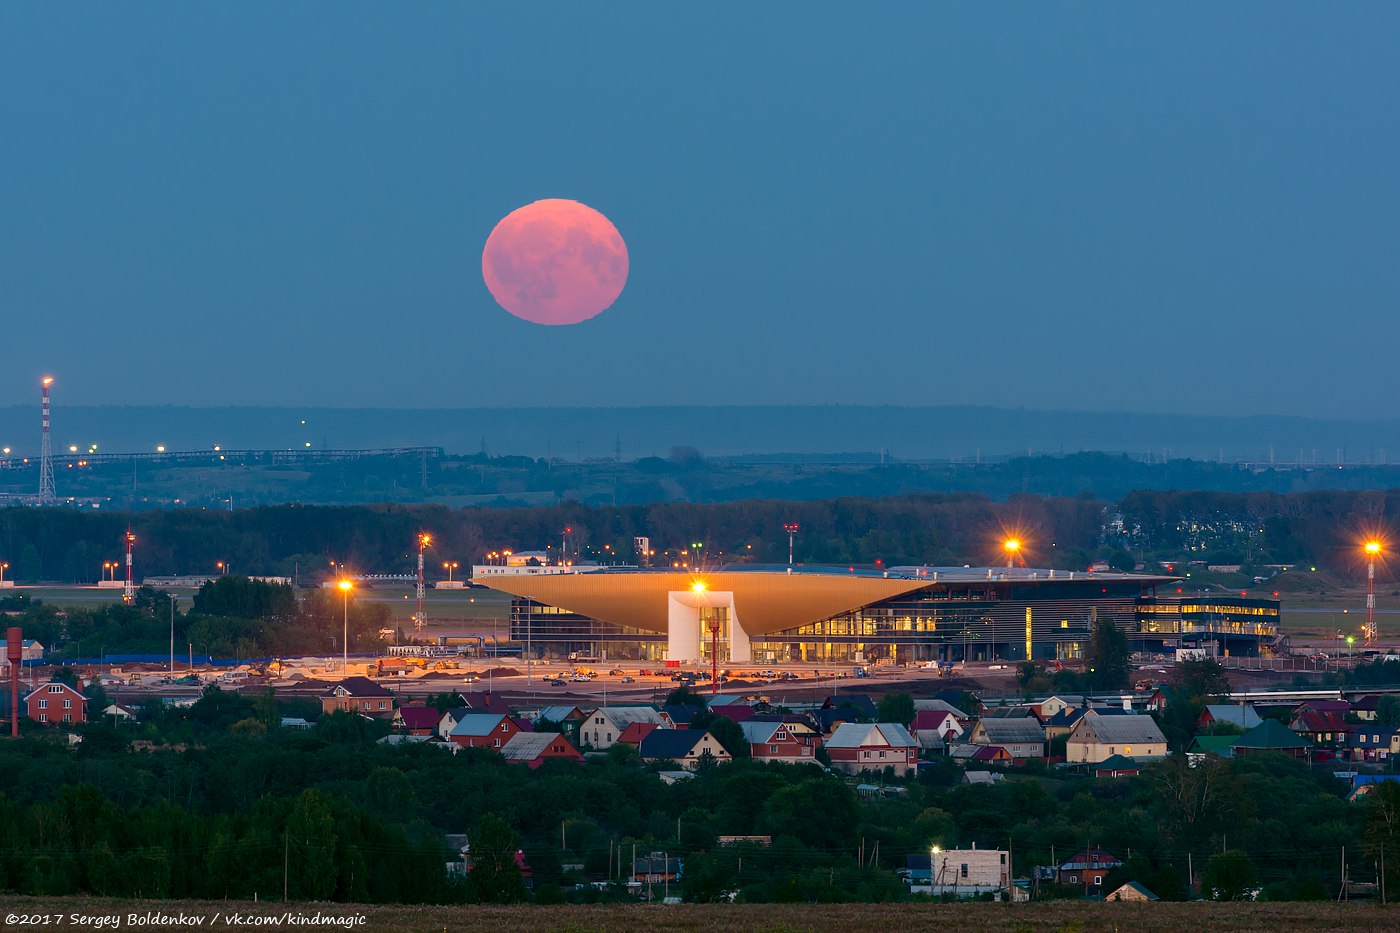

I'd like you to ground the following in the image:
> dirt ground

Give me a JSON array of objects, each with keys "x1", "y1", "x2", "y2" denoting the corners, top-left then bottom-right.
[{"x1": 0, "y1": 898, "x2": 1393, "y2": 933}]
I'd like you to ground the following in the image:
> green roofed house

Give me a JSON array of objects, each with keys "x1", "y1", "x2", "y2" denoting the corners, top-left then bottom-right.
[
  {"x1": 1186, "y1": 734, "x2": 1237, "y2": 762},
  {"x1": 1230, "y1": 719, "x2": 1310, "y2": 760},
  {"x1": 1093, "y1": 754, "x2": 1142, "y2": 778}
]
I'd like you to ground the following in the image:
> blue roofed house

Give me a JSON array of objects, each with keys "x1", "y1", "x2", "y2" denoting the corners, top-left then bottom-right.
[
  {"x1": 637, "y1": 728, "x2": 732, "y2": 769},
  {"x1": 1197, "y1": 704, "x2": 1263, "y2": 732}
]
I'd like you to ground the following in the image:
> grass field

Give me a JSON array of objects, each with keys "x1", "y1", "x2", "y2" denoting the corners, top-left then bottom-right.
[
  {"x1": 0, "y1": 898, "x2": 1394, "y2": 932},
  {"x1": 14, "y1": 584, "x2": 516, "y2": 626}
]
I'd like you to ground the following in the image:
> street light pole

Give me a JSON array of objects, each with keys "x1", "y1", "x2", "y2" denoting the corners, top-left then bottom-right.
[
  {"x1": 338, "y1": 579, "x2": 353, "y2": 672},
  {"x1": 783, "y1": 523, "x2": 799, "y2": 568}
]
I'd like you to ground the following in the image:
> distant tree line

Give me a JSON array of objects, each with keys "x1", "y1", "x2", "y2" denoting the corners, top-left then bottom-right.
[{"x1": 1, "y1": 486, "x2": 1394, "y2": 585}]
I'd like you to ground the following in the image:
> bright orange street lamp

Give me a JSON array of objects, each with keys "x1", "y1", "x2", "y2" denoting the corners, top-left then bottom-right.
[
  {"x1": 1003, "y1": 538, "x2": 1021, "y2": 568},
  {"x1": 338, "y1": 578, "x2": 354, "y2": 671},
  {"x1": 1365, "y1": 540, "x2": 1383, "y2": 647}
]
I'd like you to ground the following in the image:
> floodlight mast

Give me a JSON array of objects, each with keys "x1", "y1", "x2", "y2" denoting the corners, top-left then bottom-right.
[{"x1": 1365, "y1": 541, "x2": 1382, "y2": 647}]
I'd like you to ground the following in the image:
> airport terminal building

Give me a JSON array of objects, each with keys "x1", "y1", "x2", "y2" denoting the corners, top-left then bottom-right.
[{"x1": 474, "y1": 564, "x2": 1280, "y2": 664}]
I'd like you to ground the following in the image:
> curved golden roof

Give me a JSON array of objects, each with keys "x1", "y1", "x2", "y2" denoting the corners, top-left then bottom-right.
[{"x1": 477, "y1": 571, "x2": 931, "y2": 636}]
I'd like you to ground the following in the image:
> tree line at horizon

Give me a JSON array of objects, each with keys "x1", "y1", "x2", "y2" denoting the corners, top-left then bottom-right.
[{"x1": 2, "y1": 487, "x2": 1396, "y2": 585}]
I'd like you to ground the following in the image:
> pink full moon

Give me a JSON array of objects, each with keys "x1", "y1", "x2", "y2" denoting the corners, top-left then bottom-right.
[{"x1": 481, "y1": 198, "x2": 629, "y2": 326}]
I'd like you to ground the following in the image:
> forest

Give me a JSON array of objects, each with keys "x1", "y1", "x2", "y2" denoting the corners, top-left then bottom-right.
[
  {"x1": 3, "y1": 487, "x2": 1396, "y2": 586},
  {"x1": 2, "y1": 679, "x2": 1400, "y2": 904}
]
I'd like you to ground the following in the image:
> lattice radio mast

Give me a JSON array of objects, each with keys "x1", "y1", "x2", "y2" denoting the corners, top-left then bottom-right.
[{"x1": 39, "y1": 377, "x2": 55, "y2": 503}]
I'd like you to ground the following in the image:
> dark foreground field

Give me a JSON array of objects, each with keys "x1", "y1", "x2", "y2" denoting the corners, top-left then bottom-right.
[{"x1": 0, "y1": 899, "x2": 1394, "y2": 933}]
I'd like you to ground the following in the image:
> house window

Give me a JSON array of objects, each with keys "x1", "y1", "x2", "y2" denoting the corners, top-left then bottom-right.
[
  {"x1": 1125, "y1": 746, "x2": 1132, "y2": 755},
  {"x1": 960, "y1": 864, "x2": 969, "y2": 878},
  {"x1": 501, "y1": 723, "x2": 509, "y2": 731},
  {"x1": 493, "y1": 739, "x2": 500, "y2": 748},
  {"x1": 62, "y1": 714, "x2": 71, "y2": 723},
  {"x1": 63, "y1": 699, "x2": 71, "y2": 709},
  {"x1": 863, "y1": 750, "x2": 871, "y2": 759},
  {"x1": 770, "y1": 744, "x2": 778, "y2": 754},
  {"x1": 879, "y1": 750, "x2": 886, "y2": 759},
  {"x1": 802, "y1": 746, "x2": 811, "y2": 755},
  {"x1": 1068, "y1": 875, "x2": 1077, "y2": 883},
  {"x1": 39, "y1": 713, "x2": 47, "y2": 722},
  {"x1": 38, "y1": 699, "x2": 47, "y2": 709},
  {"x1": 607, "y1": 733, "x2": 613, "y2": 742},
  {"x1": 1094, "y1": 875, "x2": 1103, "y2": 885},
  {"x1": 379, "y1": 701, "x2": 386, "y2": 710},
  {"x1": 49, "y1": 685, "x2": 62, "y2": 693}
]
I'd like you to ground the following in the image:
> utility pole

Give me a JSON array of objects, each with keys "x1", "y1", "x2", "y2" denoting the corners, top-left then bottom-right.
[{"x1": 169, "y1": 597, "x2": 176, "y2": 674}]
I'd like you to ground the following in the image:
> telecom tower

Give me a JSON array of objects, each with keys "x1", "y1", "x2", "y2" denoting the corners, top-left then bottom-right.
[
  {"x1": 39, "y1": 377, "x2": 55, "y2": 503},
  {"x1": 415, "y1": 533, "x2": 431, "y2": 636},
  {"x1": 123, "y1": 530, "x2": 136, "y2": 605}
]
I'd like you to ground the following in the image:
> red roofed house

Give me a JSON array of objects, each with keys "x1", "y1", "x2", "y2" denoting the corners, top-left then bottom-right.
[
  {"x1": 1289, "y1": 709, "x2": 1349, "y2": 749},
  {"x1": 392, "y1": 705, "x2": 443, "y2": 736},
  {"x1": 616, "y1": 721, "x2": 659, "y2": 746},
  {"x1": 26, "y1": 681, "x2": 87, "y2": 726},
  {"x1": 708, "y1": 704, "x2": 756, "y2": 724},
  {"x1": 913, "y1": 709, "x2": 964, "y2": 743},
  {"x1": 320, "y1": 677, "x2": 396, "y2": 718}
]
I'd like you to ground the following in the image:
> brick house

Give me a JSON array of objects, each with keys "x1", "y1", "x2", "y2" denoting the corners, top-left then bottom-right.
[
  {"x1": 500, "y1": 731, "x2": 583, "y2": 768},
  {"x1": 448, "y1": 713, "x2": 525, "y2": 750},
  {"x1": 740, "y1": 720, "x2": 820, "y2": 764},
  {"x1": 26, "y1": 681, "x2": 88, "y2": 725},
  {"x1": 1057, "y1": 848, "x2": 1123, "y2": 895},
  {"x1": 320, "y1": 677, "x2": 395, "y2": 718},
  {"x1": 825, "y1": 723, "x2": 918, "y2": 777}
]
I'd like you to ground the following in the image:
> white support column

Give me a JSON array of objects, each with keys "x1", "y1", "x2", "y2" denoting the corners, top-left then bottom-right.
[
  {"x1": 729, "y1": 605, "x2": 752, "y2": 663},
  {"x1": 666, "y1": 595, "x2": 700, "y2": 662}
]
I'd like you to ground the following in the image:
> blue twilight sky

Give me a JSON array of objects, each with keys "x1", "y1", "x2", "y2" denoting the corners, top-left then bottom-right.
[{"x1": 1, "y1": 4, "x2": 1397, "y2": 417}]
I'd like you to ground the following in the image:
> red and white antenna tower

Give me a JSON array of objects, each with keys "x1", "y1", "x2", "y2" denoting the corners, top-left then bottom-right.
[
  {"x1": 39, "y1": 377, "x2": 56, "y2": 503},
  {"x1": 415, "y1": 533, "x2": 431, "y2": 636},
  {"x1": 783, "y1": 523, "x2": 800, "y2": 567},
  {"x1": 123, "y1": 530, "x2": 136, "y2": 606}
]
